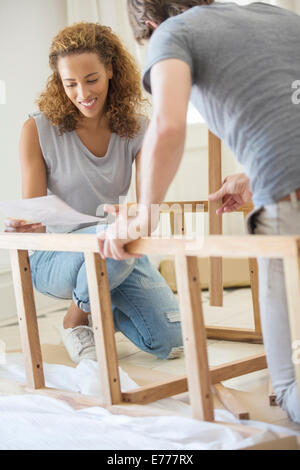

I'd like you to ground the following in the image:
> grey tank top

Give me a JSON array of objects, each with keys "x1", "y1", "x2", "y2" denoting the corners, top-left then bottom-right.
[{"x1": 29, "y1": 112, "x2": 147, "y2": 233}]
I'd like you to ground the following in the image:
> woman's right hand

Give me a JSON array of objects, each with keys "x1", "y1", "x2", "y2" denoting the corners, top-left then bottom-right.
[{"x1": 4, "y1": 218, "x2": 44, "y2": 233}]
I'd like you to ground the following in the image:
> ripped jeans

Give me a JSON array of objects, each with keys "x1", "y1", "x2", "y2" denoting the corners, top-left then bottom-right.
[
  {"x1": 246, "y1": 197, "x2": 300, "y2": 424},
  {"x1": 29, "y1": 225, "x2": 183, "y2": 360}
]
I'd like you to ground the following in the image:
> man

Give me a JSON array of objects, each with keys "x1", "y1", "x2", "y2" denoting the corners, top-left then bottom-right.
[{"x1": 98, "y1": 0, "x2": 300, "y2": 423}]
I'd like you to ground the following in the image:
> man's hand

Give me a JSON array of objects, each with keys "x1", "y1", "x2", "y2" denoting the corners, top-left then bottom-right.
[
  {"x1": 208, "y1": 173, "x2": 252, "y2": 215},
  {"x1": 97, "y1": 204, "x2": 148, "y2": 260}
]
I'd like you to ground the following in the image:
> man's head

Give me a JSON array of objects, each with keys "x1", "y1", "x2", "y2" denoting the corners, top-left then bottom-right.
[{"x1": 127, "y1": 0, "x2": 215, "y2": 43}]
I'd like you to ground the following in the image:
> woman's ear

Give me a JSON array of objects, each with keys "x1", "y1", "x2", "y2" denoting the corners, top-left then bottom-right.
[{"x1": 145, "y1": 20, "x2": 158, "y2": 31}]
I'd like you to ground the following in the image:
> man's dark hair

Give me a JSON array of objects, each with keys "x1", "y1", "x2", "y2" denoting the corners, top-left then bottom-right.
[{"x1": 127, "y1": 0, "x2": 215, "y2": 43}]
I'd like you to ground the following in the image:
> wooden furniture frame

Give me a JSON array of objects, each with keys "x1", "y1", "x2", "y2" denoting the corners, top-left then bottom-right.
[
  {"x1": 160, "y1": 199, "x2": 262, "y2": 344},
  {"x1": 1, "y1": 232, "x2": 299, "y2": 426}
]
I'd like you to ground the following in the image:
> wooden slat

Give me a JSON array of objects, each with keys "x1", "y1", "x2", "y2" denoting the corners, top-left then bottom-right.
[
  {"x1": 0, "y1": 234, "x2": 299, "y2": 258},
  {"x1": 133, "y1": 200, "x2": 253, "y2": 214},
  {"x1": 122, "y1": 353, "x2": 267, "y2": 405},
  {"x1": 9, "y1": 250, "x2": 45, "y2": 389},
  {"x1": 206, "y1": 326, "x2": 263, "y2": 343},
  {"x1": 214, "y1": 383, "x2": 250, "y2": 420},
  {"x1": 283, "y1": 254, "x2": 300, "y2": 406},
  {"x1": 208, "y1": 131, "x2": 223, "y2": 307},
  {"x1": 175, "y1": 254, "x2": 214, "y2": 421},
  {"x1": 84, "y1": 252, "x2": 122, "y2": 406},
  {"x1": 129, "y1": 236, "x2": 300, "y2": 258},
  {"x1": 248, "y1": 258, "x2": 262, "y2": 335},
  {"x1": 243, "y1": 210, "x2": 262, "y2": 336},
  {"x1": 211, "y1": 352, "x2": 267, "y2": 384}
]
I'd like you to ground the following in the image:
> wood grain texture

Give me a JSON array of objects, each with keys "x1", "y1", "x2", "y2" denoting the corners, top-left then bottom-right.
[
  {"x1": 9, "y1": 249, "x2": 45, "y2": 389},
  {"x1": 175, "y1": 254, "x2": 214, "y2": 421},
  {"x1": 214, "y1": 383, "x2": 250, "y2": 420},
  {"x1": 84, "y1": 252, "x2": 122, "y2": 405},
  {"x1": 208, "y1": 131, "x2": 223, "y2": 307}
]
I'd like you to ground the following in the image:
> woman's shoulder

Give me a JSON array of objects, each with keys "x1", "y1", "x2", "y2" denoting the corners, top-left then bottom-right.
[
  {"x1": 26, "y1": 111, "x2": 60, "y2": 137},
  {"x1": 28, "y1": 111, "x2": 50, "y2": 126},
  {"x1": 133, "y1": 114, "x2": 149, "y2": 140}
]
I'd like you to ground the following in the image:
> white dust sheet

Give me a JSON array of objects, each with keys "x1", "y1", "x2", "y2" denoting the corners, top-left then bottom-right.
[{"x1": 0, "y1": 354, "x2": 299, "y2": 450}]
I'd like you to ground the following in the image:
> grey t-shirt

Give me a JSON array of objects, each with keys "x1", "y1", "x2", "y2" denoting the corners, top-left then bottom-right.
[
  {"x1": 143, "y1": 2, "x2": 300, "y2": 207},
  {"x1": 30, "y1": 112, "x2": 147, "y2": 232}
]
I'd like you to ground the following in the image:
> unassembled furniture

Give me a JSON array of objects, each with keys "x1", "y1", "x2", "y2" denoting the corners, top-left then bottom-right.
[{"x1": 1, "y1": 232, "x2": 299, "y2": 433}]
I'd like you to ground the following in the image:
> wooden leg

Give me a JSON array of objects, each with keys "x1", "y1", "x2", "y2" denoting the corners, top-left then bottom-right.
[
  {"x1": 248, "y1": 258, "x2": 262, "y2": 336},
  {"x1": 208, "y1": 131, "x2": 223, "y2": 307},
  {"x1": 170, "y1": 211, "x2": 185, "y2": 236},
  {"x1": 283, "y1": 254, "x2": 300, "y2": 407},
  {"x1": 268, "y1": 377, "x2": 277, "y2": 406},
  {"x1": 9, "y1": 249, "x2": 45, "y2": 389},
  {"x1": 214, "y1": 383, "x2": 250, "y2": 420},
  {"x1": 84, "y1": 252, "x2": 122, "y2": 406},
  {"x1": 175, "y1": 254, "x2": 214, "y2": 421}
]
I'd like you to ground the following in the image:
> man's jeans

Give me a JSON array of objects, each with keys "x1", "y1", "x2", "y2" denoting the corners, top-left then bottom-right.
[
  {"x1": 247, "y1": 197, "x2": 300, "y2": 423},
  {"x1": 29, "y1": 225, "x2": 183, "y2": 360}
]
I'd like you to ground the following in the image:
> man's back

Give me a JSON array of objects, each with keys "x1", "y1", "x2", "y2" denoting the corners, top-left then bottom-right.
[{"x1": 143, "y1": 2, "x2": 300, "y2": 206}]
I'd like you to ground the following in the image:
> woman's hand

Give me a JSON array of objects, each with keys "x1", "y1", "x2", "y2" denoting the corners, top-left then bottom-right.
[
  {"x1": 208, "y1": 173, "x2": 252, "y2": 215},
  {"x1": 4, "y1": 218, "x2": 44, "y2": 233}
]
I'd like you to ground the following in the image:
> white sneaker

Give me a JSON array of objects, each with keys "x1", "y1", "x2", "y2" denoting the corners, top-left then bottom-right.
[
  {"x1": 60, "y1": 322, "x2": 97, "y2": 363},
  {"x1": 167, "y1": 346, "x2": 184, "y2": 360}
]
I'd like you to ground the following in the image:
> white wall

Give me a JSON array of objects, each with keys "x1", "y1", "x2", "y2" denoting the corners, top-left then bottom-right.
[
  {"x1": 0, "y1": 0, "x2": 68, "y2": 269},
  {"x1": 0, "y1": 0, "x2": 70, "y2": 322}
]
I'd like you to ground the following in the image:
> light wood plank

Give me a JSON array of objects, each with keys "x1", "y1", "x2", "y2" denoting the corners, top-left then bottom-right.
[
  {"x1": 0, "y1": 234, "x2": 299, "y2": 258},
  {"x1": 214, "y1": 383, "x2": 250, "y2": 420},
  {"x1": 211, "y1": 352, "x2": 267, "y2": 384},
  {"x1": 175, "y1": 254, "x2": 214, "y2": 421},
  {"x1": 129, "y1": 236, "x2": 300, "y2": 258},
  {"x1": 9, "y1": 250, "x2": 44, "y2": 389},
  {"x1": 206, "y1": 326, "x2": 263, "y2": 343},
  {"x1": 122, "y1": 353, "x2": 267, "y2": 405},
  {"x1": 248, "y1": 258, "x2": 262, "y2": 335},
  {"x1": 208, "y1": 131, "x2": 223, "y2": 307},
  {"x1": 84, "y1": 252, "x2": 122, "y2": 406}
]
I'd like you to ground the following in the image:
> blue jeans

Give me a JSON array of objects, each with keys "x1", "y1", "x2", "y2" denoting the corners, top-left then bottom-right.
[{"x1": 29, "y1": 225, "x2": 183, "y2": 359}]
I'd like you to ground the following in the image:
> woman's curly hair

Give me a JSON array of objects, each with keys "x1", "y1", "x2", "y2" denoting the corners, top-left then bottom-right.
[
  {"x1": 37, "y1": 22, "x2": 147, "y2": 137},
  {"x1": 127, "y1": 0, "x2": 215, "y2": 43}
]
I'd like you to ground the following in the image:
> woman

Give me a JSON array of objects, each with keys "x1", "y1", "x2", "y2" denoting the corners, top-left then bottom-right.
[{"x1": 5, "y1": 22, "x2": 183, "y2": 363}]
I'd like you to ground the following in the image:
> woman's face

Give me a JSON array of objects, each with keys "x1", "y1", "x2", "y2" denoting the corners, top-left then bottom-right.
[{"x1": 58, "y1": 52, "x2": 113, "y2": 119}]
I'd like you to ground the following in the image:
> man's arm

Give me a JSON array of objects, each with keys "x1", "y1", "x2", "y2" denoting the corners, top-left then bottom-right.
[
  {"x1": 139, "y1": 59, "x2": 191, "y2": 209},
  {"x1": 98, "y1": 59, "x2": 192, "y2": 259}
]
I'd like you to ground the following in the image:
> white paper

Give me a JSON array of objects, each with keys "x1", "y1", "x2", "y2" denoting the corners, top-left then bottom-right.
[{"x1": 0, "y1": 195, "x2": 103, "y2": 226}]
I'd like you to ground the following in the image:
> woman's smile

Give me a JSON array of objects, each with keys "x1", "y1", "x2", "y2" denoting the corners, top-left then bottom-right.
[{"x1": 79, "y1": 97, "x2": 98, "y2": 110}]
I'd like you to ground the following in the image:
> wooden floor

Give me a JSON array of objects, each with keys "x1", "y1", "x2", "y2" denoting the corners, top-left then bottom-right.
[{"x1": 1, "y1": 286, "x2": 300, "y2": 433}]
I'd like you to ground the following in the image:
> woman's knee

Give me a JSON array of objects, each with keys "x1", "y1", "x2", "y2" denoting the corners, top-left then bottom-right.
[{"x1": 31, "y1": 251, "x2": 85, "y2": 299}]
